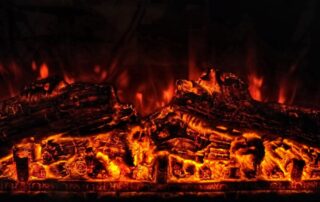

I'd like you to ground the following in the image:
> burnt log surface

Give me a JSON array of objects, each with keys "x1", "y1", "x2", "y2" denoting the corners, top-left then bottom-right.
[
  {"x1": 0, "y1": 77, "x2": 137, "y2": 156},
  {"x1": 169, "y1": 69, "x2": 320, "y2": 146},
  {"x1": 0, "y1": 69, "x2": 319, "y2": 156}
]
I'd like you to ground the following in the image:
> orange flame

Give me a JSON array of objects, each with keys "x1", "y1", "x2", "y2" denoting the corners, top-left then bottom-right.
[
  {"x1": 135, "y1": 92, "x2": 143, "y2": 108},
  {"x1": 63, "y1": 73, "x2": 75, "y2": 84},
  {"x1": 278, "y1": 85, "x2": 286, "y2": 104},
  {"x1": 277, "y1": 80, "x2": 297, "y2": 105},
  {"x1": 39, "y1": 63, "x2": 49, "y2": 79},
  {"x1": 162, "y1": 82, "x2": 174, "y2": 104},
  {"x1": 132, "y1": 78, "x2": 175, "y2": 116},
  {"x1": 248, "y1": 73, "x2": 263, "y2": 101}
]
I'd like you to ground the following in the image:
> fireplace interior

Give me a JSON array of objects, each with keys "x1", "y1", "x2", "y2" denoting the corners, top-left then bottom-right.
[{"x1": 0, "y1": 0, "x2": 320, "y2": 201}]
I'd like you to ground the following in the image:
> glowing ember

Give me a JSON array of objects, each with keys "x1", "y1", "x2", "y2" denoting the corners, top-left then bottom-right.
[{"x1": 0, "y1": 69, "x2": 319, "y2": 186}]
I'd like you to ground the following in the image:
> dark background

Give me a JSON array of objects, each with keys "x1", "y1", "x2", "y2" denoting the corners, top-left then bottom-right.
[{"x1": 0, "y1": 0, "x2": 319, "y2": 114}]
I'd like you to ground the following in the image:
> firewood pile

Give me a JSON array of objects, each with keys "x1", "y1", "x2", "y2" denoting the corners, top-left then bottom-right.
[{"x1": 0, "y1": 69, "x2": 320, "y2": 193}]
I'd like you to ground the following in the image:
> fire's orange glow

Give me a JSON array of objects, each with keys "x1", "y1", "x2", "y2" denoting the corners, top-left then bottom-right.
[
  {"x1": 162, "y1": 82, "x2": 175, "y2": 104},
  {"x1": 39, "y1": 63, "x2": 49, "y2": 79},
  {"x1": 63, "y1": 73, "x2": 75, "y2": 84},
  {"x1": 248, "y1": 73, "x2": 263, "y2": 101},
  {"x1": 278, "y1": 85, "x2": 286, "y2": 104},
  {"x1": 277, "y1": 80, "x2": 297, "y2": 105},
  {"x1": 0, "y1": 71, "x2": 318, "y2": 184},
  {"x1": 0, "y1": 57, "x2": 302, "y2": 116},
  {"x1": 188, "y1": 54, "x2": 201, "y2": 80},
  {"x1": 1, "y1": 122, "x2": 319, "y2": 182},
  {"x1": 135, "y1": 92, "x2": 143, "y2": 109},
  {"x1": 132, "y1": 80, "x2": 175, "y2": 116}
]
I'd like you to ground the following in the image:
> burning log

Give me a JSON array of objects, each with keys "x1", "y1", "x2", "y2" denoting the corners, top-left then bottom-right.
[
  {"x1": 169, "y1": 69, "x2": 320, "y2": 146},
  {"x1": 0, "y1": 77, "x2": 137, "y2": 156},
  {"x1": 1, "y1": 69, "x2": 318, "y2": 148},
  {"x1": 147, "y1": 69, "x2": 320, "y2": 182},
  {"x1": 0, "y1": 68, "x2": 320, "y2": 189}
]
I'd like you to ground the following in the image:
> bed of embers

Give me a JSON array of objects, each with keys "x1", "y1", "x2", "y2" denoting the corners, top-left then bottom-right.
[{"x1": 0, "y1": 69, "x2": 319, "y2": 196}]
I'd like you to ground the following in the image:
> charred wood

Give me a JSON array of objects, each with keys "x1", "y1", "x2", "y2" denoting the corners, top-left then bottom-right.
[
  {"x1": 0, "y1": 77, "x2": 137, "y2": 156},
  {"x1": 171, "y1": 69, "x2": 320, "y2": 146}
]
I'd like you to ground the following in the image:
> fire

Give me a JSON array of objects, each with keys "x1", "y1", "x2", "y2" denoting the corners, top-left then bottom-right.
[
  {"x1": 0, "y1": 69, "x2": 318, "y2": 185},
  {"x1": 0, "y1": 58, "x2": 297, "y2": 116},
  {"x1": 0, "y1": 131, "x2": 155, "y2": 181},
  {"x1": 94, "y1": 65, "x2": 108, "y2": 81},
  {"x1": 278, "y1": 79, "x2": 297, "y2": 105},
  {"x1": 63, "y1": 73, "x2": 75, "y2": 84},
  {"x1": 1, "y1": 126, "x2": 317, "y2": 182},
  {"x1": 135, "y1": 92, "x2": 143, "y2": 109},
  {"x1": 162, "y1": 82, "x2": 175, "y2": 104},
  {"x1": 39, "y1": 63, "x2": 49, "y2": 79},
  {"x1": 132, "y1": 81, "x2": 175, "y2": 116},
  {"x1": 248, "y1": 73, "x2": 263, "y2": 101},
  {"x1": 1, "y1": 59, "x2": 179, "y2": 116},
  {"x1": 278, "y1": 85, "x2": 286, "y2": 104}
]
